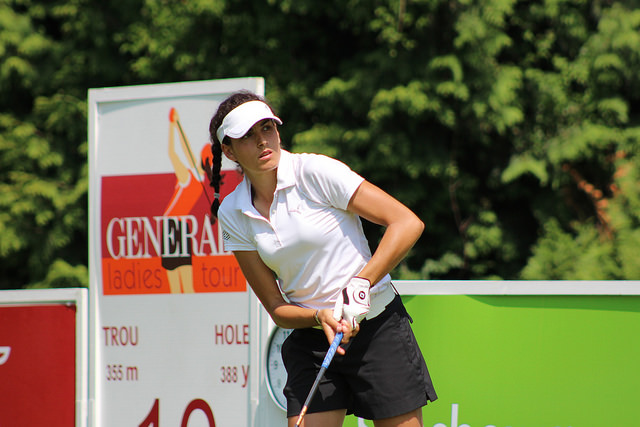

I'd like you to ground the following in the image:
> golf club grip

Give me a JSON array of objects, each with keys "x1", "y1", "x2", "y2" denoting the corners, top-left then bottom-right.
[{"x1": 322, "y1": 331, "x2": 343, "y2": 369}]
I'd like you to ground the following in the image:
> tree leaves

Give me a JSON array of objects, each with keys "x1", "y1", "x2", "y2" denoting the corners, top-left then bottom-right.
[{"x1": 1, "y1": 0, "x2": 639, "y2": 288}]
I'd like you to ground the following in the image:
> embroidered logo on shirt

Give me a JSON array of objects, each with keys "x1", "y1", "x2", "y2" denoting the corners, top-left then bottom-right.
[{"x1": 223, "y1": 230, "x2": 231, "y2": 241}]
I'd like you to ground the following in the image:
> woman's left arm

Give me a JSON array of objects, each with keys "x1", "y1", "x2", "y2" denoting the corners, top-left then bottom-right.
[{"x1": 347, "y1": 180, "x2": 425, "y2": 287}]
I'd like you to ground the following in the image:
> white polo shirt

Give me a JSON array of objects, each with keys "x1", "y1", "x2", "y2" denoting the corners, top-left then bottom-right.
[{"x1": 219, "y1": 150, "x2": 392, "y2": 311}]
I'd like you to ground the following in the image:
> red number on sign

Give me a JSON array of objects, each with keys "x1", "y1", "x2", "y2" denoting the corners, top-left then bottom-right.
[
  {"x1": 139, "y1": 399, "x2": 159, "y2": 427},
  {"x1": 181, "y1": 399, "x2": 216, "y2": 427},
  {"x1": 220, "y1": 366, "x2": 238, "y2": 383},
  {"x1": 138, "y1": 398, "x2": 215, "y2": 427}
]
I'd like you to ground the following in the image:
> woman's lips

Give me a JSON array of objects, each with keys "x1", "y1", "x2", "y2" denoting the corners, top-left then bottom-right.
[{"x1": 259, "y1": 149, "x2": 272, "y2": 159}]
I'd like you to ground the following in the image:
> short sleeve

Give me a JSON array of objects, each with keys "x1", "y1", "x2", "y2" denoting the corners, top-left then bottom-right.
[
  {"x1": 297, "y1": 154, "x2": 365, "y2": 210},
  {"x1": 218, "y1": 203, "x2": 255, "y2": 252}
]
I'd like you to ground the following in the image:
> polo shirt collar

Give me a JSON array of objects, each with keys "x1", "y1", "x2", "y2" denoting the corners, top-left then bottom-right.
[
  {"x1": 276, "y1": 149, "x2": 296, "y2": 191},
  {"x1": 232, "y1": 149, "x2": 296, "y2": 215}
]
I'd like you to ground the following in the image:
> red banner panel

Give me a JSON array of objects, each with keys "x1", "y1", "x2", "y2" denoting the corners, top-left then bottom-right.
[
  {"x1": 101, "y1": 171, "x2": 245, "y2": 295},
  {"x1": 0, "y1": 304, "x2": 76, "y2": 426}
]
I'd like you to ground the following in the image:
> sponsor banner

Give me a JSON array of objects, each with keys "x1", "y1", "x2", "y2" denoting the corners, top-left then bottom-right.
[
  {"x1": 343, "y1": 293, "x2": 640, "y2": 427},
  {"x1": 100, "y1": 171, "x2": 245, "y2": 295},
  {"x1": 89, "y1": 78, "x2": 265, "y2": 426},
  {"x1": 0, "y1": 304, "x2": 77, "y2": 426}
]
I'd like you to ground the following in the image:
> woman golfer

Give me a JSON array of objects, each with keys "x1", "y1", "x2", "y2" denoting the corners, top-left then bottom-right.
[{"x1": 207, "y1": 91, "x2": 437, "y2": 427}]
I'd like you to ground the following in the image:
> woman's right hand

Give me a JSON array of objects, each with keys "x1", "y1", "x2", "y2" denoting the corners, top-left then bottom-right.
[{"x1": 317, "y1": 308, "x2": 358, "y2": 355}]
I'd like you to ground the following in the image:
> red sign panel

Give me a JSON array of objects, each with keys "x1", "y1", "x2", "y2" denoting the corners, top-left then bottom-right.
[
  {"x1": 0, "y1": 304, "x2": 76, "y2": 426},
  {"x1": 101, "y1": 171, "x2": 245, "y2": 295}
]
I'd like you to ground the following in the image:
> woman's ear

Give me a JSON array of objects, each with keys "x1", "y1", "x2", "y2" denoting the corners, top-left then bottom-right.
[{"x1": 220, "y1": 143, "x2": 236, "y2": 162}]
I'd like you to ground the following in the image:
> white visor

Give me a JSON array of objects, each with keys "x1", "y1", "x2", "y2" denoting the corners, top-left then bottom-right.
[{"x1": 216, "y1": 100, "x2": 282, "y2": 143}]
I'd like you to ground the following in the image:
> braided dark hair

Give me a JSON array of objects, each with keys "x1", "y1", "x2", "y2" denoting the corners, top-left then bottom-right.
[{"x1": 204, "y1": 90, "x2": 276, "y2": 222}]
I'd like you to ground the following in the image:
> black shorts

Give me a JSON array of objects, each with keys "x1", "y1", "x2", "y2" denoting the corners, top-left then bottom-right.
[{"x1": 282, "y1": 295, "x2": 437, "y2": 420}]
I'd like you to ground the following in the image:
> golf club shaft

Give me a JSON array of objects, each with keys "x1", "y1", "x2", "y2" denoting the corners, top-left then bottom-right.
[
  {"x1": 175, "y1": 119, "x2": 202, "y2": 181},
  {"x1": 294, "y1": 331, "x2": 343, "y2": 427}
]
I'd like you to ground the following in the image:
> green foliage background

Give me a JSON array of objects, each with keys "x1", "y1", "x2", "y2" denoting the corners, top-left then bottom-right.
[{"x1": 1, "y1": 0, "x2": 639, "y2": 289}]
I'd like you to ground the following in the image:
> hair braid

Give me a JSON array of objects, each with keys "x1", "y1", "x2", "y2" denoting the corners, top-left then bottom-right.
[{"x1": 206, "y1": 139, "x2": 223, "y2": 223}]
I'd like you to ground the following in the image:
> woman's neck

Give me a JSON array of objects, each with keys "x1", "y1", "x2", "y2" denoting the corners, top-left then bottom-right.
[{"x1": 248, "y1": 169, "x2": 277, "y2": 219}]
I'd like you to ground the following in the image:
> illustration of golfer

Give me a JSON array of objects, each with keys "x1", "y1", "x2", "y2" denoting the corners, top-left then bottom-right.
[{"x1": 162, "y1": 108, "x2": 212, "y2": 293}]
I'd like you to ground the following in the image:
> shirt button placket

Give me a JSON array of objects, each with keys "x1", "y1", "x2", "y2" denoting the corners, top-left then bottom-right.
[{"x1": 270, "y1": 207, "x2": 282, "y2": 248}]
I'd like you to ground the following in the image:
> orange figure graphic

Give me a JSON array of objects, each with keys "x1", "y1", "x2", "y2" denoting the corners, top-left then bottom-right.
[{"x1": 163, "y1": 108, "x2": 212, "y2": 293}]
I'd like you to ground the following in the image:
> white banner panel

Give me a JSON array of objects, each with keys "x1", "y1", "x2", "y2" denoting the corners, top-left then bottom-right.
[{"x1": 89, "y1": 78, "x2": 265, "y2": 426}]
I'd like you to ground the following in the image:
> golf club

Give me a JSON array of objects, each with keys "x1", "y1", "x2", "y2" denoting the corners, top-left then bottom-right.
[{"x1": 294, "y1": 331, "x2": 344, "y2": 427}]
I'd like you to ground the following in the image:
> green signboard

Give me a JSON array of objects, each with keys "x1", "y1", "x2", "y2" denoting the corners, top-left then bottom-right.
[{"x1": 345, "y1": 291, "x2": 640, "y2": 427}]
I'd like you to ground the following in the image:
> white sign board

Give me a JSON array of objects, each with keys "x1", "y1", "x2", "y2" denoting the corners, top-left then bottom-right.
[{"x1": 88, "y1": 78, "x2": 267, "y2": 426}]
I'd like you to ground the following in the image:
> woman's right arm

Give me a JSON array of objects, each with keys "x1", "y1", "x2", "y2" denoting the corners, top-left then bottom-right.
[
  {"x1": 232, "y1": 250, "x2": 317, "y2": 329},
  {"x1": 232, "y1": 250, "x2": 350, "y2": 349}
]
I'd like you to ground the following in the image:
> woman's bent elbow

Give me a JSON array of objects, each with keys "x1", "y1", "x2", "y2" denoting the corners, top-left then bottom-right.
[{"x1": 411, "y1": 215, "x2": 425, "y2": 239}]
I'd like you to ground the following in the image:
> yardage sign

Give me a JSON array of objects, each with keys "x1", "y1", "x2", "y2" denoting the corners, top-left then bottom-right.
[{"x1": 89, "y1": 78, "x2": 264, "y2": 426}]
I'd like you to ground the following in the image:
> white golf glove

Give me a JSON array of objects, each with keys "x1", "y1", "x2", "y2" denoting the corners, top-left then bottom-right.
[{"x1": 333, "y1": 277, "x2": 371, "y2": 329}]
